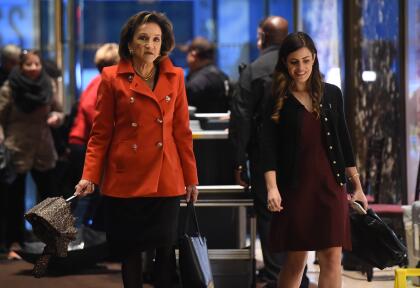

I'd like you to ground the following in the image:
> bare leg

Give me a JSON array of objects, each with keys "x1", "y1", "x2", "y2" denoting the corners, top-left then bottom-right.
[
  {"x1": 277, "y1": 251, "x2": 308, "y2": 288},
  {"x1": 317, "y1": 247, "x2": 342, "y2": 288}
]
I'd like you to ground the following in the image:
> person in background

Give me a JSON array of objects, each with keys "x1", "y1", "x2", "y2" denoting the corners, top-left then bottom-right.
[
  {"x1": 185, "y1": 37, "x2": 230, "y2": 113},
  {"x1": 230, "y1": 16, "x2": 313, "y2": 288},
  {"x1": 74, "y1": 11, "x2": 198, "y2": 288},
  {"x1": 262, "y1": 32, "x2": 368, "y2": 288},
  {"x1": 0, "y1": 49, "x2": 64, "y2": 260},
  {"x1": 67, "y1": 43, "x2": 120, "y2": 227},
  {"x1": 0, "y1": 44, "x2": 21, "y2": 87}
]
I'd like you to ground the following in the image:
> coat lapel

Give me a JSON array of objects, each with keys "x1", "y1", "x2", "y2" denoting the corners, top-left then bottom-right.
[{"x1": 117, "y1": 57, "x2": 177, "y2": 103}]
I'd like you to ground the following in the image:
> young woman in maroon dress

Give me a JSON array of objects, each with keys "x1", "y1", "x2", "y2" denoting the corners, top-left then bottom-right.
[{"x1": 261, "y1": 32, "x2": 368, "y2": 288}]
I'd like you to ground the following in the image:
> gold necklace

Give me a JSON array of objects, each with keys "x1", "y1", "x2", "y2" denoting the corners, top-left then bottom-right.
[{"x1": 134, "y1": 65, "x2": 155, "y2": 81}]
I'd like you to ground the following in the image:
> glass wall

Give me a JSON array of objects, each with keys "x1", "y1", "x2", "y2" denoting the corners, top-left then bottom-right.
[
  {"x1": 297, "y1": 0, "x2": 343, "y2": 88},
  {"x1": 406, "y1": 0, "x2": 420, "y2": 203},
  {"x1": 347, "y1": 0, "x2": 403, "y2": 203},
  {"x1": 0, "y1": 0, "x2": 38, "y2": 48},
  {"x1": 73, "y1": 0, "x2": 294, "y2": 96}
]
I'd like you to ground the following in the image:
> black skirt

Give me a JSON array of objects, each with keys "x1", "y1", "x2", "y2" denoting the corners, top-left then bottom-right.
[{"x1": 103, "y1": 195, "x2": 181, "y2": 258}]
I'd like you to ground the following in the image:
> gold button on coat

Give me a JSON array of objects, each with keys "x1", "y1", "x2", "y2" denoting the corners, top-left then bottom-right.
[
  {"x1": 129, "y1": 97, "x2": 134, "y2": 103},
  {"x1": 156, "y1": 142, "x2": 163, "y2": 148},
  {"x1": 165, "y1": 95, "x2": 171, "y2": 102},
  {"x1": 131, "y1": 122, "x2": 138, "y2": 127},
  {"x1": 156, "y1": 118, "x2": 163, "y2": 124}
]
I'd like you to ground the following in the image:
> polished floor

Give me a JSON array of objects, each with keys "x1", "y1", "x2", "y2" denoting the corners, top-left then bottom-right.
[{"x1": 0, "y1": 250, "x2": 410, "y2": 288}]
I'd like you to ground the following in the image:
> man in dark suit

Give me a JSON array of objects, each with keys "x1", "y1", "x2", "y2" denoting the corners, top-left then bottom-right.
[
  {"x1": 185, "y1": 37, "x2": 230, "y2": 113},
  {"x1": 229, "y1": 16, "x2": 314, "y2": 288}
]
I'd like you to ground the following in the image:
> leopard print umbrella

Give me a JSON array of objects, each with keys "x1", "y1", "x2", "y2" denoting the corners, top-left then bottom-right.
[{"x1": 25, "y1": 196, "x2": 77, "y2": 278}]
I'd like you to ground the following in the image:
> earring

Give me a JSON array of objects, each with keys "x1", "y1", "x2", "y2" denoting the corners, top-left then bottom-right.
[{"x1": 129, "y1": 48, "x2": 134, "y2": 55}]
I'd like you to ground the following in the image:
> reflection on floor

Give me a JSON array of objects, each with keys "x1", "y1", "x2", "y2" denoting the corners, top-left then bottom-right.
[
  {"x1": 0, "y1": 240, "x2": 416, "y2": 287},
  {"x1": 255, "y1": 240, "x2": 404, "y2": 288}
]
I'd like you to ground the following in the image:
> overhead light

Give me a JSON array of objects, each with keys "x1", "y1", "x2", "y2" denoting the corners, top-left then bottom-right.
[{"x1": 362, "y1": 71, "x2": 377, "y2": 82}]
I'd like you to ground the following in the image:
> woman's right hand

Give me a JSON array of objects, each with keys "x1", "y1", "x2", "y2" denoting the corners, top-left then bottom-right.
[
  {"x1": 267, "y1": 187, "x2": 283, "y2": 212},
  {"x1": 74, "y1": 179, "x2": 95, "y2": 197}
]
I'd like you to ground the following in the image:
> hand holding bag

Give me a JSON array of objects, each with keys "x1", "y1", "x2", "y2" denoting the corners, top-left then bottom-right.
[
  {"x1": 350, "y1": 205, "x2": 407, "y2": 269},
  {"x1": 179, "y1": 201, "x2": 214, "y2": 288}
]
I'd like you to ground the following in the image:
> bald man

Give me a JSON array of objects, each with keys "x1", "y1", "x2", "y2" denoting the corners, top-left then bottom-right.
[{"x1": 229, "y1": 17, "x2": 313, "y2": 288}]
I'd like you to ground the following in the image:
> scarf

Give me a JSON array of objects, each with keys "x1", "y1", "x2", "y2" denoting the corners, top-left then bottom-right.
[{"x1": 8, "y1": 67, "x2": 53, "y2": 113}]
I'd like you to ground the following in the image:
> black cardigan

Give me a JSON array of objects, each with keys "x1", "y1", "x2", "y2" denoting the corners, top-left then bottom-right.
[{"x1": 261, "y1": 82, "x2": 356, "y2": 189}]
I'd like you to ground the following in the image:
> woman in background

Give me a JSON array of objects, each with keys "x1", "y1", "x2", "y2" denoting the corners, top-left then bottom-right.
[{"x1": 0, "y1": 49, "x2": 63, "y2": 260}]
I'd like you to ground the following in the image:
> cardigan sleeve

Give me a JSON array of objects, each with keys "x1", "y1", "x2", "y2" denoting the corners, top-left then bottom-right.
[{"x1": 334, "y1": 85, "x2": 356, "y2": 167}]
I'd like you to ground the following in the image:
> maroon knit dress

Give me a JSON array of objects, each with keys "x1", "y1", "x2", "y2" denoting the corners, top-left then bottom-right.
[{"x1": 269, "y1": 109, "x2": 351, "y2": 252}]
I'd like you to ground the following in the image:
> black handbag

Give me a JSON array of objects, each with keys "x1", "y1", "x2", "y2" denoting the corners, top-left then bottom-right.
[
  {"x1": 179, "y1": 201, "x2": 214, "y2": 288},
  {"x1": 0, "y1": 143, "x2": 16, "y2": 184},
  {"x1": 350, "y1": 207, "x2": 407, "y2": 269}
]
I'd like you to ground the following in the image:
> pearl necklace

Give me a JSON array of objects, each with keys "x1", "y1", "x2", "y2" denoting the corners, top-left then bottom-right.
[{"x1": 134, "y1": 65, "x2": 155, "y2": 81}]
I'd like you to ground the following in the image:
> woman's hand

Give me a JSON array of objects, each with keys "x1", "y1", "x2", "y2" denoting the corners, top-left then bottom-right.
[
  {"x1": 74, "y1": 179, "x2": 95, "y2": 197},
  {"x1": 351, "y1": 188, "x2": 368, "y2": 210},
  {"x1": 186, "y1": 185, "x2": 199, "y2": 203},
  {"x1": 267, "y1": 187, "x2": 283, "y2": 212},
  {"x1": 47, "y1": 113, "x2": 61, "y2": 128}
]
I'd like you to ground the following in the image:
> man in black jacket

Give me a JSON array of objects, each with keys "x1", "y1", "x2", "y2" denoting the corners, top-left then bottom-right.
[
  {"x1": 229, "y1": 16, "x2": 313, "y2": 288},
  {"x1": 185, "y1": 37, "x2": 230, "y2": 113}
]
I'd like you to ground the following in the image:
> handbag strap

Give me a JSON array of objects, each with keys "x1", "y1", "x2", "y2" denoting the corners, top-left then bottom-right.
[{"x1": 184, "y1": 201, "x2": 202, "y2": 237}]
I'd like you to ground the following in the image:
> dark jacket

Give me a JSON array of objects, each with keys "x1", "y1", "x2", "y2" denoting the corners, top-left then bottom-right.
[
  {"x1": 186, "y1": 64, "x2": 230, "y2": 113},
  {"x1": 229, "y1": 45, "x2": 280, "y2": 167},
  {"x1": 261, "y1": 82, "x2": 356, "y2": 189}
]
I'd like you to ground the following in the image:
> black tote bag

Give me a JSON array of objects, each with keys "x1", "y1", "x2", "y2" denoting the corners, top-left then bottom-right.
[
  {"x1": 179, "y1": 201, "x2": 214, "y2": 288},
  {"x1": 350, "y1": 207, "x2": 407, "y2": 269}
]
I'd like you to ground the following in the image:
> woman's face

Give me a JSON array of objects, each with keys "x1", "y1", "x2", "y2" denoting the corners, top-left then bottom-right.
[
  {"x1": 21, "y1": 53, "x2": 42, "y2": 80},
  {"x1": 286, "y1": 47, "x2": 315, "y2": 85},
  {"x1": 129, "y1": 22, "x2": 162, "y2": 64}
]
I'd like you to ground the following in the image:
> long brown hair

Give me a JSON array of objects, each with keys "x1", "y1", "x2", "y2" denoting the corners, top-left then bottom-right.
[{"x1": 271, "y1": 32, "x2": 323, "y2": 123}]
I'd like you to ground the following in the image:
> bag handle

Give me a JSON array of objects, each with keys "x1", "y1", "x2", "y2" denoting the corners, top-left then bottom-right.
[{"x1": 184, "y1": 201, "x2": 202, "y2": 237}]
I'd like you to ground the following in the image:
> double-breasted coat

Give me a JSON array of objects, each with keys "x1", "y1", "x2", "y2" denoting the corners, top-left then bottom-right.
[{"x1": 82, "y1": 57, "x2": 198, "y2": 198}]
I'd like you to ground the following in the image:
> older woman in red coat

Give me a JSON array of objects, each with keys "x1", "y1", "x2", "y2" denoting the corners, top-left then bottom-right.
[{"x1": 74, "y1": 11, "x2": 198, "y2": 288}]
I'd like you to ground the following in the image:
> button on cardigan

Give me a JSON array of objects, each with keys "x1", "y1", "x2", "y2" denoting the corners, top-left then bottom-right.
[{"x1": 261, "y1": 82, "x2": 355, "y2": 189}]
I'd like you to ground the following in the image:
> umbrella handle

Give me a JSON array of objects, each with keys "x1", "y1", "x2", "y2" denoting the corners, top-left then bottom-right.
[{"x1": 66, "y1": 195, "x2": 77, "y2": 202}]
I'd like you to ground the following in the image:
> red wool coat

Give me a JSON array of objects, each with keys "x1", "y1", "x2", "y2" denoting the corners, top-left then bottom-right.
[{"x1": 82, "y1": 57, "x2": 198, "y2": 198}]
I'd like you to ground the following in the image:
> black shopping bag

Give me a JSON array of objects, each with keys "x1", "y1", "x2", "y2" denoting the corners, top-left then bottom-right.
[
  {"x1": 350, "y1": 207, "x2": 407, "y2": 269},
  {"x1": 179, "y1": 201, "x2": 214, "y2": 288}
]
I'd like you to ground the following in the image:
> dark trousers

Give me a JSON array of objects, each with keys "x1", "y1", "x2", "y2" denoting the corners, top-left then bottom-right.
[
  {"x1": 0, "y1": 169, "x2": 55, "y2": 250},
  {"x1": 250, "y1": 149, "x2": 309, "y2": 288},
  {"x1": 122, "y1": 246, "x2": 178, "y2": 288}
]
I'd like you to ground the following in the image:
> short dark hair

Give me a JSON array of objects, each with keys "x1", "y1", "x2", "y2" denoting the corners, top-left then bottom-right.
[
  {"x1": 119, "y1": 11, "x2": 175, "y2": 60},
  {"x1": 188, "y1": 37, "x2": 215, "y2": 61}
]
